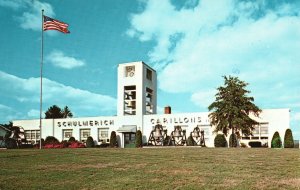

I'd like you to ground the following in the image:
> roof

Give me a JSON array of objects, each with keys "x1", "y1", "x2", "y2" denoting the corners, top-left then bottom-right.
[{"x1": 117, "y1": 125, "x2": 137, "y2": 133}]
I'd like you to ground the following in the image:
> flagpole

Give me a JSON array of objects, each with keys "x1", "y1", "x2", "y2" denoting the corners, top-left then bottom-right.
[{"x1": 39, "y1": 9, "x2": 44, "y2": 150}]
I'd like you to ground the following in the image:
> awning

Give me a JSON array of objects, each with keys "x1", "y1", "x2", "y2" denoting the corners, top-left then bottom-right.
[{"x1": 117, "y1": 125, "x2": 137, "y2": 133}]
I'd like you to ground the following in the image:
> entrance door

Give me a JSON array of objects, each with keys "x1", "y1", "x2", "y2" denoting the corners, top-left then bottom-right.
[{"x1": 124, "y1": 133, "x2": 136, "y2": 148}]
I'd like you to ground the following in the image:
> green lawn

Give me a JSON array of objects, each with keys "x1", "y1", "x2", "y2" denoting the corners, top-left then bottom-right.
[{"x1": 0, "y1": 148, "x2": 299, "y2": 190}]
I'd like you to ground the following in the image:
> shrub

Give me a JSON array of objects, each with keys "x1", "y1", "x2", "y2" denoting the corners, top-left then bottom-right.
[
  {"x1": 61, "y1": 140, "x2": 70, "y2": 148},
  {"x1": 98, "y1": 143, "x2": 110, "y2": 148},
  {"x1": 86, "y1": 136, "x2": 95, "y2": 148},
  {"x1": 271, "y1": 131, "x2": 282, "y2": 148},
  {"x1": 214, "y1": 134, "x2": 227, "y2": 147},
  {"x1": 187, "y1": 135, "x2": 195, "y2": 146},
  {"x1": 229, "y1": 133, "x2": 238, "y2": 147},
  {"x1": 44, "y1": 136, "x2": 59, "y2": 145},
  {"x1": 68, "y1": 141, "x2": 85, "y2": 148},
  {"x1": 240, "y1": 142, "x2": 247, "y2": 148},
  {"x1": 110, "y1": 131, "x2": 117, "y2": 147},
  {"x1": 5, "y1": 138, "x2": 17, "y2": 149},
  {"x1": 20, "y1": 144, "x2": 34, "y2": 149},
  {"x1": 164, "y1": 135, "x2": 170, "y2": 146},
  {"x1": 284, "y1": 129, "x2": 294, "y2": 148},
  {"x1": 68, "y1": 137, "x2": 76, "y2": 142},
  {"x1": 41, "y1": 138, "x2": 45, "y2": 146},
  {"x1": 135, "y1": 130, "x2": 143, "y2": 148},
  {"x1": 44, "y1": 144, "x2": 64, "y2": 149},
  {"x1": 248, "y1": 141, "x2": 262, "y2": 148}
]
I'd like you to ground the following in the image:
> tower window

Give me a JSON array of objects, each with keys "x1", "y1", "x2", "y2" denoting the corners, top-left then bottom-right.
[
  {"x1": 146, "y1": 68, "x2": 152, "y2": 81},
  {"x1": 124, "y1": 85, "x2": 136, "y2": 115}
]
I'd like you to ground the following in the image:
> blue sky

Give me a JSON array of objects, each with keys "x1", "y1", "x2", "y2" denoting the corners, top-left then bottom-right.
[{"x1": 0, "y1": 0, "x2": 299, "y2": 139}]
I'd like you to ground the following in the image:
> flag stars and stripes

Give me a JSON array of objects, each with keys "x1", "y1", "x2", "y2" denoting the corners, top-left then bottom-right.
[{"x1": 43, "y1": 15, "x2": 70, "y2": 34}]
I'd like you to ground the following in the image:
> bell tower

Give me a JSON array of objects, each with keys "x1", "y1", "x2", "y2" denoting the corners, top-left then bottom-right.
[{"x1": 117, "y1": 61, "x2": 157, "y2": 117}]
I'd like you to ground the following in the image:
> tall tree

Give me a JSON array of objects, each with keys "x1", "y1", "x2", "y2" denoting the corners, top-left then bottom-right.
[
  {"x1": 208, "y1": 76, "x2": 261, "y2": 146},
  {"x1": 62, "y1": 106, "x2": 73, "y2": 118},
  {"x1": 45, "y1": 105, "x2": 73, "y2": 119},
  {"x1": 1, "y1": 121, "x2": 13, "y2": 130},
  {"x1": 284, "y1": 129, "x2": 294, "y2": 148}
]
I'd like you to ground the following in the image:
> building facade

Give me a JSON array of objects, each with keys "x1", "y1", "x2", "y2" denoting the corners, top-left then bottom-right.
[{"x1": 13, "y1": 61, "x2": 290, "y2": 148}]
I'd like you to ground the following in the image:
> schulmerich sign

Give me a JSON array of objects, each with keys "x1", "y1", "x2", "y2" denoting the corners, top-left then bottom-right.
[{"x1": 57, "y1": 119, "x2": 115, "y2": 127}]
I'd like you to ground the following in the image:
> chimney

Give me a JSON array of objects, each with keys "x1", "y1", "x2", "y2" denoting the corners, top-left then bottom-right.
[{"x1": 164, "y1": 106, "x2": 171, "y2": 114}]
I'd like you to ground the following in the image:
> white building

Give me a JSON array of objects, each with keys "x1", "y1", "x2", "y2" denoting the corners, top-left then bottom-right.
[{"x1": 13, "y1": 61, "x2": 290, "y2": 148}]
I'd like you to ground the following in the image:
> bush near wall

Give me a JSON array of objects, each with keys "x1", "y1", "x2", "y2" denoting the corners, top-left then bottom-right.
[
  {"x1": 110, "y1": 131, "x2": 118, "y2": 148},
  {"x1": 68, "y1": 141, "x2": 85, "y2": 148},
  {"x1": 229, "y1": 134, "x2": 238, "y2": 147},
  {"x1": 86, "y1": 136, "x2": 95, "y2": 148},
  {"x1": 68, "y1": 137, "x2": 76, "y2": 142},
  {"x1": 284, "y1": 129, "x2": 294, "y2": 148},
  {"x1": 135, "y1": 130, "x2": 143, "y2": 148},
  {"x1": 248, "y1": 141, "x2": 262, "y2": 148},
  {"x1": 5, "y1": 138, "x2": 17, "y2": 149},
  {"x1": 271, "y1": 131, "x2": 282, "y2": 148},
  {"x1": 44, "y1": 136, "x2": 59, "y2": 145},
  {"x1": 214, "y1": 134, "x2": 227, "y2": 147}
]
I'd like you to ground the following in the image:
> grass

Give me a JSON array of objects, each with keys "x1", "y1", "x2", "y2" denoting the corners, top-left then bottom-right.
[{"x1": 0, "y1": 148, "x2": 299, "y2": 190}]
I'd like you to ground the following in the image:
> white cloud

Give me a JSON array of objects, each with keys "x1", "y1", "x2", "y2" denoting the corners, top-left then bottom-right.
[
  {"x1": 128, "y1": 0, "x2": 300, "y2": 104},
  {"x1": 0, "y1": 0, "x2": 54, "y2": 31},
  {"x1": 18, "y1": 1, "x2": 54, "y2": 31},
  {"x1": 27, "y1": 109, "x2": 40, "y2": 118},
  {"x1": 0, "y1": 0, "x2": 25, "y2": 9},
  {"x1": 0, "y1": 71, "x2": 117, "y2": 119},
  {"x1": 128, "y1": 0, "x2": 300, "y2": 138},
  {"x1": 0, "y1": 104, "x2": 23, "y2": 123},
  {"x1": 291, "y1": 112, "x2": 300, "y2": 122},
  {"x1": 190, "y1": 90, "x2": 216, "y2": 109},
  {"x1": 46, "y1": 50, "x2": 86, "y2": 69}
]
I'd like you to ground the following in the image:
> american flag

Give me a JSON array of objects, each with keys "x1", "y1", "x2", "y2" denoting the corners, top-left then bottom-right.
[{"x1": 43, "y1": 15, "x2": 70, "y2": 34}]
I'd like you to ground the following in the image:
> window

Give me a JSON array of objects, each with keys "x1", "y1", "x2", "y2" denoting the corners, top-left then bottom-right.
[
  {"x1": 36, "y1": 131, "x2": 40, "y2": 139},
  {"x1": 241, "y1": 123, "x2": 269, "y2": 140},
  {"x1": 260, "y1": 123, "x2": 268, "y2": 135},
  {"x1": 252, "y1": 126, "x2": 259, "y2": 135},
  {"x1": 25, "y1": 131, "x2": 31, "y2": 139},
  {"x1": 124, "y1": 85, "x2": 136, "y2": 115},
  {"x1": 31, "y1": 131, "x2": 36, "y2": 139},
  {"x1": 63, "y1": 129, "x2": 73, "y2": 140},
  {"x1": 80, "y1": 129, "x2": 90, "y2": 142},
  {"x1": 24, "y1": 130, "x2": 40, "y2": 144},
  {"x1": 98, "y1": 128, "x2": 109, "y2": 143},
  {"x1": 146, "y1": 68, "x2": 152, "y2": 81},
  {"x1": 145, "y1": 87, "x2": 153, "y2": 114}
]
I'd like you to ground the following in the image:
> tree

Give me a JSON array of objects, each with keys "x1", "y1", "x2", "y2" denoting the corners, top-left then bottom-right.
[
  {"x1": 44, "y1": 136, "x2": 59, "y2": 145},
  {"x1": 1, "y1": 121, "x2": 13, "y2": 131},
  {"x1": 271, "y1": 131, "x2": 282, "y2": 148},
  {"x1": 214, "y1": 134, "x2": 227, "y2": 147},
  {"x1": 86, "y1": 136, "x2": 95, "y2": 148},
  {"x1": 62, "y1": 106, "x2": 73, "y2": 118},
  {"x1": 45, "y1": 105, "x2": 73, "y2": 119},
  {"x1": 284, "y1": 129, "x2": 294, "y2": 148},
  {"x1": 110, "y1": 131, "x2": 117, "y2": 148},
  {"x1": 135, "y1": 130, "x2": 143, "y2": 148},
  {"x1": 68, "y1": 137, "x2": 76, "y2": 142},
  {"x1": 208, "y1": 76, "x2": 261, "y2": 147},
  {"x1": 229, "y1": 133, "x2": 238, "y2": 147},
  {"x1": 5, "y1": 138, "x2": 17, "y2": 149}
]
